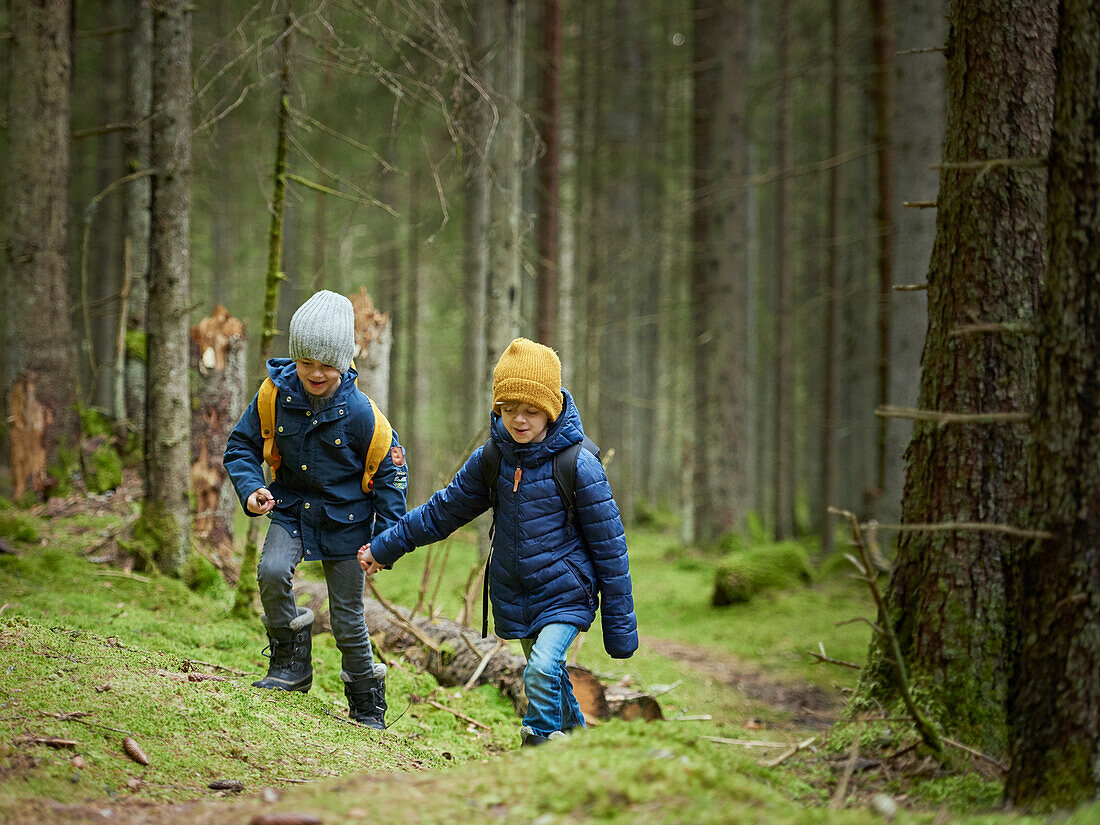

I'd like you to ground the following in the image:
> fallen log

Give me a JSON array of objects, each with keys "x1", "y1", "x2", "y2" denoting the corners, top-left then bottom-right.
[{"x1": 292, "y1": 580, "x2": 660, "y2": 723}]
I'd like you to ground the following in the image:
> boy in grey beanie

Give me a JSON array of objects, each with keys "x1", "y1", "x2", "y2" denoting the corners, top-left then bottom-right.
[{"x1": 224, "y1": 290, "x2": 408, "y2": 730}]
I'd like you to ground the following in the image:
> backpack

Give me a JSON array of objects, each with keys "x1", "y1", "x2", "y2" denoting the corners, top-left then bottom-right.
[
  {"x1": 256, "y1": 377, "x2": 393, "y2": 494},
  {"x1": 478, "y1": 435, "x2": 601, "y2": 636}
]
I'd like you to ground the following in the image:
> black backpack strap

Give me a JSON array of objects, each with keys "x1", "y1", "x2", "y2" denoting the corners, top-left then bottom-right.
[
  {"x1": 479, "y1": 439, "x2": 501, "y2": 638},
  {"x1": 552, "y1": 436, "x2": 599, "y2": 529}
]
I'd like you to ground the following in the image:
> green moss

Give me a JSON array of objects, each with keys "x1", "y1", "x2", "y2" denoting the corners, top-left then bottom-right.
[
  {"x1": 712, "y1": 541, "x2": 813, "y2": 606},
  {"x1": 186, "y1": 553, "x2": 227, "y2": 597},
  {"x1": 0, "y1": 508, "x2": 40, "y2": 543},
  {"x1": 77, "y1": 405, "x2": 113, "y2": 438},
  {"x1": 125, "y1": 329, "x2": 147, "y2": 362},
  {"x1": 85, "y1": 442, "x2": 123, "y2": 494},
  {"x1": 47, "y1": 444, "x2": 81, "y2": 498}
]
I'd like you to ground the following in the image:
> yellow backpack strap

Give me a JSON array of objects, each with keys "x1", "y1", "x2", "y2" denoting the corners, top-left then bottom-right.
[
  {"x1": 257, "y1": 378, "x2": 282, "y2": 471},
  {"x1": 362, "y1": 397, "x2": 393, "y2": 494}
]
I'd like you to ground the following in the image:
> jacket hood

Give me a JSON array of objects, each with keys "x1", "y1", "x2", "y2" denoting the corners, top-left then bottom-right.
[
  {"x1": 489, "y1": 387, "x2": 585, "y2": 468},
  {"x1": 266, "y1": 357, "x2": 359, "y2": 403}
]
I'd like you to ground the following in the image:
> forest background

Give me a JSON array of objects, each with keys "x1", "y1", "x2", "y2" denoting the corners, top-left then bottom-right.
[{"x1": 2, "y1": 0, "x2": 1099, "y2": 813}]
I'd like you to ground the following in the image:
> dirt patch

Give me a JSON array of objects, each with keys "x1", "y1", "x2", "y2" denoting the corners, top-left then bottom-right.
[{"x1": 642, "y1": 636, "x2": 841, "y2": 728}]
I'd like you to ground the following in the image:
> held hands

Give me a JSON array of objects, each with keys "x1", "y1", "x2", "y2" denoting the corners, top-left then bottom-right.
[
  {"x1": 246, "y1": 487, "x2": 275, "y2": 515},
  {"x1": 358, "y1": 544, "x2": 384, "y2": 575}
]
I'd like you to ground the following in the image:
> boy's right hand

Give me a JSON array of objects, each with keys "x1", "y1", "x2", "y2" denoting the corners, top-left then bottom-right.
[{"x1": 246, "y1": 487, "x2": 275, "y2": 515}]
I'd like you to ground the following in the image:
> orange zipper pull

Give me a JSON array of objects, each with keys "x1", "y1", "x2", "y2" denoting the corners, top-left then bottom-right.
[{"x1": 513, "y1": 467, "x2": 522, "y2": 492}]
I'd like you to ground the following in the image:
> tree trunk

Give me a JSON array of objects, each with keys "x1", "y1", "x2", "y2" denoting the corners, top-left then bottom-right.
[
  {"x1": 234, "y1": 7, "x2": 293, "y2": 616},
  {"x1": 868, "y1": 0, "x2": 896, "y2": 514},
  {"x1": 121, "y1": 0, "x2": 154, "y2": 433},
  {"x1": 818, "y1": 0, "x2": 844, "y2": 555},
  {"x1": 4, "y1": 0, "x2": 80, "y2": 502},
  {"x1": 691, "y1": 0, "x2": 750, "y2": 545},
  {"x1": 1006, "y1": 0, "x2": 1100, "y2": 806},
  {"x1": 859, "y1": 0, "x2": 1057, "y2": 757},
  {"x1": 190, "y1": 306, "x2": 246, "y2": 578},
  {"x1": 882, "y1": 0, "x2": 945, "y2": 525},
  {"x1": 535, "y1": 0, "x2": 562, "y2": 347},
  {"x1": 407, "y1": 166, "x2": 431, "y2": 506},
  {"x1": 772, "y1": 0, "x2": 796, "y2": 540},
  {"x1": 144, "y1": 0, "x2": 194, "y2": 575},
  {"x1": 486, "y1": 0, "x2": 525, "y2": 363}
]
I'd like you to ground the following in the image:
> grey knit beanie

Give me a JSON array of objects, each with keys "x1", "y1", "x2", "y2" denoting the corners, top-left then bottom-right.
[{"x1": 288, "y1": 290, "x2": 355, "y2": 373}]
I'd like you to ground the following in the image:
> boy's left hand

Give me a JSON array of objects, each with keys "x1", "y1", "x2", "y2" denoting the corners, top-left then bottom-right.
[{"x1": 358, "y1": 544, "x2": 384, "y2": 575}]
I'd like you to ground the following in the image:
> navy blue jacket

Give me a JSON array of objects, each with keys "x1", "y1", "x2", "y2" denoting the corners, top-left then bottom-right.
[
  {"x1": 223, "y1": 359, "x2": 408, "y2": 561},
  {"x1": 369, "y1": 390, "x2": 638, "y2": 658}
]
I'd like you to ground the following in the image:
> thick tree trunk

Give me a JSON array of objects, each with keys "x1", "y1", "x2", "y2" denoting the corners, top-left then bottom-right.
[
  {"x1": 691, "y1": 0, "x2": 750, "y2": 544},
  {"x1": 4, "y1": 0, "x2": 81, "y2": 502},
  {"x1": 145, "y1": 0, "x2": 194, "y2": 575},
  {"x1": 190, "y1": 307, "x2": 246, "y2": 578},
  {"x1": 535, "y1": 0, "x2": 562, "y2": 347},
  {"x1": 772, "y1": 0, "x2": 795, "y2": 540},
  {"x1": 121, "y1": 0, "x2": 154, "y2": 433},
  {"x1": 881, "y1": 0, "x2": 945, "y2": 525},
  {"x1": 859, "y1": 0, "x2": 1057, "y2": 757},
  {"x1": 1006, "y1": 0, "x2": 1100, "y2": 806},
  {"x1": 406, "y1": 167, "x2": 430, "y2": 506}
]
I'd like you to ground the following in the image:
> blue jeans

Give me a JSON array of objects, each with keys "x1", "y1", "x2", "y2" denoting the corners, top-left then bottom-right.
[
  {"x1": 520, "y1": 623, "x2": 586, "y2": 737},
  {"x1": 257, "y1": 523, "x2": 377, "y2": 680}
]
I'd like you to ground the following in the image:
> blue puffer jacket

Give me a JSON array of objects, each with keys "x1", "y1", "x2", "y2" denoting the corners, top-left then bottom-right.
[
  {"x1": 223, "y1": 359, "x2": 408, "y2": 561},
  {"x1": 369, "y1": 389, "x2": 638, "y2": 658}
]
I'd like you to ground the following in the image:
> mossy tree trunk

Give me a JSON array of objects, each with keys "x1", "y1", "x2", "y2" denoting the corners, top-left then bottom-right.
[
  {"x1": 4, "y1": 0, "x2": 81, "y2": 502},
  {"x1": 145, "y1": 0, "x2": 194, "y2": 575},
  {"x1": 1006, "y1": 0, "x2": 1100, "y2": 807},
  {"x1": 857, "y1": 0, "x2": 1057, "y2": 757}
]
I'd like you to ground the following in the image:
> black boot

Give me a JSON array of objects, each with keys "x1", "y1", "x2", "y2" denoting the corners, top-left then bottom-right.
[
  {"x1": 342, "y1": 666, "x2": 387, "y2": 730},
  {"x1": 253, "y1": 608, "x2": 314, "y2": 692}
]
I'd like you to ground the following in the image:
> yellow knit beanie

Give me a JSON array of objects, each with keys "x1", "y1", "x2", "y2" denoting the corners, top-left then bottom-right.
[{"x1": 492, "y1": 338, "x2": 564, "y2": 422}]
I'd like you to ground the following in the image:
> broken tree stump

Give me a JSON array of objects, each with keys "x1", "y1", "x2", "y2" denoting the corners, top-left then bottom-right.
[
  {"x1": 348, "y1": 288, "x2": 392, "y2": 412},
  {"x1": 190, "y1": 305, "x2": 247, "y2": 578}
]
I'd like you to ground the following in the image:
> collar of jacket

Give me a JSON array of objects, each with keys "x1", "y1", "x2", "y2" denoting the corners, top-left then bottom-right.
[{"x1": 266, "y1": 357, "x2": 359, "y2": 408}]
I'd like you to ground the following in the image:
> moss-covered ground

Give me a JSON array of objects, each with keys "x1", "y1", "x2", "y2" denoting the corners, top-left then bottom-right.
[{"x1": 1, "y1": 498, "x2": 1097, "y2": 825}]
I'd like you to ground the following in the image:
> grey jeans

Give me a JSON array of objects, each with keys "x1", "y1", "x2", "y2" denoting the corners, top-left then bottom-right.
[{"x1": 257, "y1": 523, "x2": 376, "y2": 680}]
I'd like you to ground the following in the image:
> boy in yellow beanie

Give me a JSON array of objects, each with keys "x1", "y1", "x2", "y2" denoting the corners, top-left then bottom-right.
[{"x1": 360, "y1": 338, "x2": 637, "y2": 745}]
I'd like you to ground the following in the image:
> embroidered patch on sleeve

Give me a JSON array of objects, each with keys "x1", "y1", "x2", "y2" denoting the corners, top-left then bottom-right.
[
  {"x1": 390, "y1": 446, "x2": 406, "y2": 467},
  {"x1": 393, "y1": 467, "x2": 408, "y2": 491}
]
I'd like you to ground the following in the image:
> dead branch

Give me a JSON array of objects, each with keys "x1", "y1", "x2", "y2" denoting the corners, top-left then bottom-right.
[
  {"x1": 761, "y1": 736, "x2": 817, "y2": 768},
  {"x1": 410, "y1": 694, "x2": 491, "y2": 731},
  {"x1": 942, "y1": 736, "x2": 1007, "y2": 774},
  {"x1": 871, "y1": 521, "x2": 1054, "y2": 540},
  {"x1": 702, "y1": 736, "x2": 793, "y2": 748},
  {"x1": 896, "y1": 46, "x2": 945, "y2": 55},
  {"x1": 950, "y1": 322, "x2": 1038, "y2": 336},
  {"x1": 809, "y1": 643, "x2": 861, "y2": 670},
  {"x1": 463, "y1": 641, "x2": 505, "y2": 691},
  {"x1": 830, "y1": 507, "x2": 946, "y2": 761},
  {"x1": 902, "y1": 200, "x2": 936, "y2": 208},
  {"x1": 17, "y1": 736, "x2": 78, "y2": 749},
  {"x1": 364, "y1": 577, "x2": 442, "y2": 653},
  {"x1": 92, "y1": 569, "x2": 152, "y2": 584},
  {"x1": 892, "y1": 283, "x2": 928, "y2": 291},
  {"x1": 929, "y1": 157, "x2": 1046, "y2": 172},
  {"x1": 875, "y1": 405, "x2": 1030, "y2": 425}
]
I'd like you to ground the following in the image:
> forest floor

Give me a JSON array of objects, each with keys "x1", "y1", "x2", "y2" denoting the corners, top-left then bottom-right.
[{"x1": 1, "y1": 478, "x2": 1098, "y2": 825}]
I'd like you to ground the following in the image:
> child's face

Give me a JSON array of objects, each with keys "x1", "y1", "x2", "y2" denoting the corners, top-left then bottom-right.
[
  {"x1": 295, "y1": 359, "x2": 342, "y2": 398},
  {"x1": 498, "y1": 401, "x2": 549, "y2": 444}
]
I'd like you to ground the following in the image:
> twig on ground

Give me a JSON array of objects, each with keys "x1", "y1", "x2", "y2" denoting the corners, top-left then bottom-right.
[
  {"x1": 831, "y1": 724, "x2": 862, "y2": 808},
  {"x1": 942, "y1": 736, "x2": 1007, "y2": 774},
  {"x1": 672, "y1": 714, "x2": 712, "y2": 722},
  {"x1": 410, "y1": 694, "x2": 491, "y2": 731},
  {"x1": 92, "y1": 569, "x2": 152, "y2": 583},
  {"x1": 761, "y1": 736, "x2": 817, "y2": 768},
  {"x1": 702, "y1": 736, "x2": 792, "y2": 748}
]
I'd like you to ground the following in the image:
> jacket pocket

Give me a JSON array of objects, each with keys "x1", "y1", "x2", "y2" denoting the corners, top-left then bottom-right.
[
  {"x1": 323, "y1": 499, "x2": 372, "y2": 526},
  {"x1": 563, "y1": 557, "x2": 596, "y2": 608}
]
